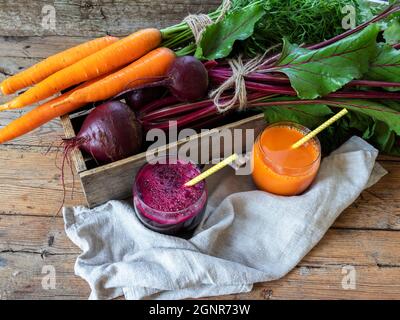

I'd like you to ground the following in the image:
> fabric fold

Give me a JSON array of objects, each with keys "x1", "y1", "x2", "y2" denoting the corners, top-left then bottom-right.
[{"x1": 64, "y1": 136, "x2": 387, "y2": 300}]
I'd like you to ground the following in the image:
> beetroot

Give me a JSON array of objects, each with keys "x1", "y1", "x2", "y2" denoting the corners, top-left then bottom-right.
[
  {"x1": 124, "y1": 86, "x2": 166, "y2": 111},
  {"x1": 119, "y1": 56, "x2": 209, "y2": 104},
  {"x1": 166, "y1": 56, "x2": 209, "y2": 102},
  {"x1": 65, "y1": 101, "x2": 142, "y2": 164}
]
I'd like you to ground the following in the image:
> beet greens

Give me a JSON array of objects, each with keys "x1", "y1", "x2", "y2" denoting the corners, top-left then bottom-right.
[
  {"x1": 138, "y1": 3, "x2": 400, "y2": 156},
  {"x1": 161, "y1": 0, "x2": 386, "y2": 59}
]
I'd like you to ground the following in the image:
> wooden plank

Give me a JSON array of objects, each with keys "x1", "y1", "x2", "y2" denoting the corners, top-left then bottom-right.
[
  {"x1": 334, "y1": 161, "x2": 400, "y2": 230},
  {"x1": 0, "y1": 215, "x2": 78, "y2": 255},
  {"x1": 5, "y1": 214, "x2": 400, "y2": 267},
  {"x1": 0, "y1": 36, "x2": 93, "y2": 59},
  {"x1": 0, "y1": 148, "x2": 85, "y2": 216},
  {"x1": 1, "y1": 218, "x2": 399, "y2": 267},
  {"x1": 0, "y1": 56, "x2": 38, "y2": 77},
  {"x1": 0, "y1": 0, "x2": 398, "y2": 300},
  {"x1": 2, "y1": 251, "x2": 399, "y2": 299},
  {"x1": 0, "y1": 253, "x2": 89, "y2": 300},
  {"x1": 214, "y1": 266, "x2": 400, "y2": 300},
  {"x1": 3, "y1": 251, "x2": 399, "y2": 300},
  {"x1": 1, "y1": 228, "x2": 400, "y2": 299},
  {"x1": 0, "y1": 0, "x2": 220, "y2": 37},
  {"x1": 304, "y1": 229, "x2": 400, "y2": 267}
]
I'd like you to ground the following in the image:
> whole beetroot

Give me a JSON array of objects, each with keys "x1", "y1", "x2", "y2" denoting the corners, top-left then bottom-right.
[
  {"x1": 119, "y1": 56, "x2": 209, "y2": 104},
  {"x1": 65, "y1": 101, "x2": 142, "y2": 164},
  {"x1": 167, "y1": 56, "x2": 209, "y2": 102},
  {"x1": 124, "y1": 86, "x2": 166, "y2": 111}
]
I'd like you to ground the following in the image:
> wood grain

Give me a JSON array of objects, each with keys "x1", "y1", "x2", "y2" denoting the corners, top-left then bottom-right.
[
  {"x1": 0, "y1": 36, "x2": 93, "y2": 59},
  {"x1": 0, "y1": 148, "x2": 85, "y2": 216},
  {"x1": 2, "y1": 253, "x2": 400, "y2": 300},
  {"x1": 0, "y1": 253, "x2": 89, "y2": 300},
  {"x1": 0, "y1": 0, "x2": 220, "y2": 37},
  {"x1": 0, "y1": 0, "x2": 399, "y2": 300},
  {"x1": 1, "y1": 227, "x2": 400, "y2": 299},
  {"x1": 2, "y1": 252, "x2": 399, "y2": 300},
  {"x1": 2, "y1": 217, "x2": 399, "y2": 266},
  {"x1": 217, "y1": 266, "x2": 400, "y2": 300},
  {"x1": 0, "y1": 215, "x2": 78, "y2": 254}
]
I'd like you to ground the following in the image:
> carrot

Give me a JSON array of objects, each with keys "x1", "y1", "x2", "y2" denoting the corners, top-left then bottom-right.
[
  {"x1": 0, "y1": 47, "x2": 175, "y2": 144},
  {"x1": 0, "y1": 28, "x2": 162, "y2": 111},
  {"x1": 0, "y1": 36, "x2": 119, "y2": 96},
  {"x1": 64, "y1": 47, "x2": 176, "y2": 104},
  {"x1": 0, "y1": 76, "x2": 105, "y2": 144}
]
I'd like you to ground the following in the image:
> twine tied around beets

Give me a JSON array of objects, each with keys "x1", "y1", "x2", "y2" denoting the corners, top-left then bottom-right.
[
  {"x1": 210, "y1": 54, "x2": 266, "y2": 113},
  {"x1": 183, "y1": 0, "x2": 232, "y2": 43},
  {"x1": 183, "y1": 1, "x2": 276, "y2": 113},
  {"x1": 183, "y1": 14, "x2": 213, "y2": 44}
]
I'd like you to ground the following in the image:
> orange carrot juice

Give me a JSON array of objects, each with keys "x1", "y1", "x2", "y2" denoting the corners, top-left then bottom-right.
[{"x1": 252, "y1": 122, "x2": 321, "y2": 196}]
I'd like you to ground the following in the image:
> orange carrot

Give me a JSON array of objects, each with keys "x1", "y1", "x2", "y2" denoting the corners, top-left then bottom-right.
[
  {"x1": 64, "y1": 47, "x2": 176, "y2": 104},
  {"x1": 0, "y1": 28, "x2": 162, "y2": 111},
  {"x1": 0, "y1": 36, "x2": 119, "y2": 95},
  {"x1": 0, "y1": 47, "x2": 175, "y2": 144},
  {"x1": 0, "y1": 76, "x2": 105, "y2": 144}
]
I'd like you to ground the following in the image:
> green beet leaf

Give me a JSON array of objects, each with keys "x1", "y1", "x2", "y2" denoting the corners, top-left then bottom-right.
[
  {"x1": 333, "y1": 99, "x2": 400, "y2": 135},
  {"x1": 262, "y1": 98, "x2": 400, "y2": 155},
  {"x1": 263, "y1": 104, "x2": 333, "y2": 129},
  {"x1": 366, "y1": 44, "x2": 400, "y2": 91},
  {"x1": 383, "y1": 19, "x2": 400, "y2": 45},
  {"x1": 195, "y1": 3, "x2": 265, "y2": 60},
  {"x1": 271, "y1": 24, "x2": 380, "y2": 99},
  {"x1": 335, "y1": 111, "x2": 398, "y2": 155},
  {"x1": 380, "y1": 100, "x2": 400, "y2": 112}
]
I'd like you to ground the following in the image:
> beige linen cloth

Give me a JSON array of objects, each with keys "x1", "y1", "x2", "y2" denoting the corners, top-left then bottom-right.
[{"x1": 63, "y1": 136, "x2": 387, "y2": 300}]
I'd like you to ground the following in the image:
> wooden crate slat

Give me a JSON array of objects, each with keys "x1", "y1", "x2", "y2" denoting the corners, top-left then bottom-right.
[
  {"x1": 78, "y1": 114, "x2": 266, "y2": 207},
  {"x1": 60, "y1": 115, "x2": 87, "y2": 173}
]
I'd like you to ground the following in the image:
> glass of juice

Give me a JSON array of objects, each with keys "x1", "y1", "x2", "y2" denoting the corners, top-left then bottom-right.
[
  {"x1": 133, "y1": 157, "x2": 207, "y2": 237},
  {"x1": 252, "y1": 122, "x2": 321, "y2": 196}
]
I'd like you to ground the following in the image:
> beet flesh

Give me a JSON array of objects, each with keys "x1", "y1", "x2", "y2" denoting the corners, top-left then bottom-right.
[{"x1": 77, "y1": 101, "x2": 142, "y2": 164}]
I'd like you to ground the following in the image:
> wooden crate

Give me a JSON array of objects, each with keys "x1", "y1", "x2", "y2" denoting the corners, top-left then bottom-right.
[{"x1": 61, "y1": 111, "x2": 266, "y2": 208}]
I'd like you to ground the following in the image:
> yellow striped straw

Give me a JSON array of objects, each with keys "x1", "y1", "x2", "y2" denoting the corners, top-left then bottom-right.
[
  {"x1": 292, "y1": 108, "x2": 349, "y2": 149},
  {"x1": 184, "y1": 154, "x2": 239, "y2": 187}
]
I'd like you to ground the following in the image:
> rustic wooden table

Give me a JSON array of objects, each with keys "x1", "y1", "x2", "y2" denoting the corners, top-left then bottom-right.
[{"x1": 0, "y1": 0, "x2": 399, "y2": 300}]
